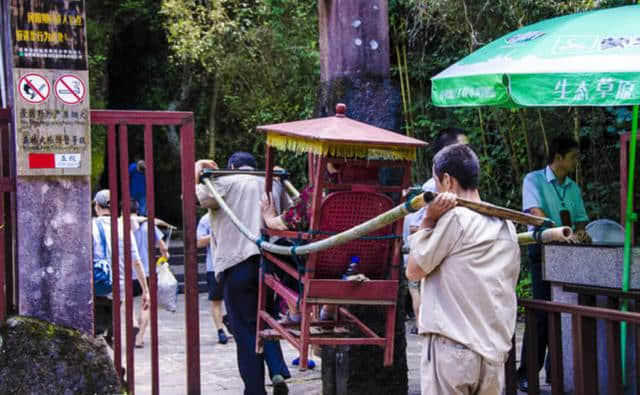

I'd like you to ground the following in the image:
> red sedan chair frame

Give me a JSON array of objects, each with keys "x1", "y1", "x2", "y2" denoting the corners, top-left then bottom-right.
[{"x1": 254, "y1": 107, "x2": 427, "y2": 371}]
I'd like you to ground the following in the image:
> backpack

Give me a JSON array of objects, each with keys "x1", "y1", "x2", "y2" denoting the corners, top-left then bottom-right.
[{"x1": 93, "y1": 219, "x2": 113, "y2": 296}]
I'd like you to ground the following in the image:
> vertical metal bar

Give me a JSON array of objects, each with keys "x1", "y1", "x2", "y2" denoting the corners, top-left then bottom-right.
[
  {"x1": 0, "y1": 191, "x2": 4, "y2": 322},
  {"x1": 572, "y1": 314, "x2": 585, "y2": 395},
  {"x1": 118, "y1": 125, "x2": 135, "y2": 394},
  {"x1": 0, "y1": 119, "x2": 15, "y2": 318},
  {"x1": 525, "y1": 308, "x2": 540, "y2": 395},
  {"x1": 107, "y1": 123, "x2": 122, "y2": 381},
  {"x1": 605, "y1": 319, "x2": 622, "y2": 395},
  {"x1": 306, "y1": 155, "x2": 326, "y2": 278},
  {"x1": 548, "y1": 311, "x2": 564, "y2": 395},
  {"x1": 180, "y1": 118, "x2": 200, "y2": 394},
  {"x1": 636, "y1": 319, "x2": 640, "y2": 395},
  {"x1": 256, "y1": 145, "x2": 272, "y2": 355},
  {"x1": 572, "y1": 313, "x2": 599, "y2": 394},
  {"x1": 0, "y1": 122, "x2": 6, "y2": 323},
  {"x1": 264, "y1": 145, "x2": 273, "y2": 194},
  {"x1": 383, "y1": 303, "x2": 395, "y2": 366},
  {"x1": 577, "y1": 294, "x2": 599, "y2": 393},
  {"x1": 143, "y1": 123, "x2": 159, "y2": 395},
  {"x1": 504, "y1": 336, "x2": 517, "y2": 395}
]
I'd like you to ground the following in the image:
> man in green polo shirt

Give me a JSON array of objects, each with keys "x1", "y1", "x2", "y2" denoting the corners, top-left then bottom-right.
[{"x1": 517, "y1": 136, "x2": 590, "y2": 391}]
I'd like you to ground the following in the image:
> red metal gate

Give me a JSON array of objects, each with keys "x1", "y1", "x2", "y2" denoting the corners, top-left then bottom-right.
[
  {"x1": 0, "y1": 108, "x2": 15, "y2": 323},
  {"x1": 91, "y1": 110, "x2": 199, "y2": 394}
]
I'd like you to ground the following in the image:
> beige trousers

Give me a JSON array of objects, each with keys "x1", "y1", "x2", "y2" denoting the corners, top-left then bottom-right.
[{"x1": 421, "y1": 334, "x2": 504, "y2": 395}]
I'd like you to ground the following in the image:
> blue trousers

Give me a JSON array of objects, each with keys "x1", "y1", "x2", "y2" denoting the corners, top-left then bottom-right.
[
  {"x1": 221, "y1": 255, "x2": 290, "y2": 395},
  {"x1": 134, "y1": 194, "x2": 147, "y2": 216}
]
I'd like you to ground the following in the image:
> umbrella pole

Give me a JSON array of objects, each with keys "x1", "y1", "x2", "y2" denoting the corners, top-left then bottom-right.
[{"x1": 621, "y1": 104, "x2": 638, "y2": 385}]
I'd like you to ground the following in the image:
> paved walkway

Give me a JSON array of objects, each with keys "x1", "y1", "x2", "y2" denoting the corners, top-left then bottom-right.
[{"x1": 123, "y1": 294, "x2": 548, "y2": 394}]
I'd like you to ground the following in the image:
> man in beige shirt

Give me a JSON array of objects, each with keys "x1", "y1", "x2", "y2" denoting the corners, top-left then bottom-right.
[
  {"x1": 406, "y1": 144, "x2": 520, "y2": 395},
  {"x1": 195, "y1": 152, "x2": 290, "y2": 395}
]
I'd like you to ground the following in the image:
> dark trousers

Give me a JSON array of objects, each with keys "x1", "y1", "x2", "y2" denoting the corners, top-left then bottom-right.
[
  {"x1": 221, "y1": 255, "x2": 290, "y2": 395},
  {"x1": 517, "y1": 245, "x2": 551, "y2": 378}
]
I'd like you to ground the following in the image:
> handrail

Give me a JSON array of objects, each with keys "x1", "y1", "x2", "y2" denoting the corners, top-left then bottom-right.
[{"x1": 518, "y1": 298, "x2": 640, "y2": 323}]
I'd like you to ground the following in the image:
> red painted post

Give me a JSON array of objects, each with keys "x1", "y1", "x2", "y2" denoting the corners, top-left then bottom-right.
[
  {"x1": 118, "y1": 125, "x2": 136, "y2": 394},
  {"x1": 107, "y1": 123, "x2": 123, "y2": 380},
  {"x1": 143, "y1": 123, "x2": 160, "y2": 395},
  {"x1": 180, "y1": 118, "x2": 200, "y2": 394},
  {"x1": 0, "y1": 122, "x2": 7, "y2": 323}
]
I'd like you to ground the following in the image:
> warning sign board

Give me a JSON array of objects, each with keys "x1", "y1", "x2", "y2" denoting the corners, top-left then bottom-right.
[
  {"x1": 14, "y1": 68, "x2": 91, "y2": 176},
  {"x1": 54, "y1": 74, "x2": 86, "y2": 105},
  {"x1": 18, "y1": 73, "x2": 50, "y2": 104}
]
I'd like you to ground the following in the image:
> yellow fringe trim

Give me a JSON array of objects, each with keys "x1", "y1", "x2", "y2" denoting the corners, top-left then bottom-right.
[{"x1": 266, "y1": 133, "x2": 416, "y2": 161}]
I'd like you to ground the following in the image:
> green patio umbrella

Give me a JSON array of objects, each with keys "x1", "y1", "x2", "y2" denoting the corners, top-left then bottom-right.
[{"x1": 431, "y1": 3, "x2": 639, "y2": 383}]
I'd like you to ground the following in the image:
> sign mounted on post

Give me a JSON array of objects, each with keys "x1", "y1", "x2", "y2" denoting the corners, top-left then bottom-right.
[
  {"x1": 17, "y1": 73, "x2": 50, "y2": 104},
  {"x1": 54, "y1": 74, "x2": 86, "y2": 105},
  {"x1": 11, "y1": 0, "x2": 91, "y2": 176}
]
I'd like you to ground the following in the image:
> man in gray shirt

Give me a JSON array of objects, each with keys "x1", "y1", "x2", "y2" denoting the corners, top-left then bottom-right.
[{"x1": 196, "y1": 152, "x2": 290, "y2": 395}]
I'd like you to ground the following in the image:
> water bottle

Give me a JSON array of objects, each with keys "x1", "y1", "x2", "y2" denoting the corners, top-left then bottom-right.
[{"x1": 342, "y1": 255, "x2": 360, "y2": 280}]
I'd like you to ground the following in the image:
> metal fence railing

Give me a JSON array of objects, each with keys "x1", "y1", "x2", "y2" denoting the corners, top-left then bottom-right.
[
  {"x1": 506, "y1": 295, "x2": 640, "y2": 395},
  {"x1": 91, "y1": 110, "x2": 198, "y2": 395}
]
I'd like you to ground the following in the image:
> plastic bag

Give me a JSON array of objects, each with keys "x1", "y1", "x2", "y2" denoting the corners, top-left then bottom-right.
[{"x1": 157, "y1": 259, "x2": 178, "y2": 312}]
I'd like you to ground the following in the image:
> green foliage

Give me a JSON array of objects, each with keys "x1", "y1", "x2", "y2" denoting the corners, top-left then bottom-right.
[
  {"x1": 389, "y1": 0, "x2": 630, "y2": 229},
  {"x1": 160, "y1": 0, "x2": 318, "y2": 186}
]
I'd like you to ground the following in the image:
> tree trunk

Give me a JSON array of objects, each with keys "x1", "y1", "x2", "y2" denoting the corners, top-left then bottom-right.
[{"x1": 317, "y1": 2, "x2": 408, "y2": 394}]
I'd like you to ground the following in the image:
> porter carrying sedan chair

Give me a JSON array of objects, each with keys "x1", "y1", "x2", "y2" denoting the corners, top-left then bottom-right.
[{"x1": 255, "y1": 104, "x2": 427, "y2": 370}]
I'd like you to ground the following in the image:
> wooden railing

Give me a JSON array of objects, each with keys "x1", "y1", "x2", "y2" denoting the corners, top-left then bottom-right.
[{"x1": 506, "y1": 295, "x2": 640, "y2": 395}]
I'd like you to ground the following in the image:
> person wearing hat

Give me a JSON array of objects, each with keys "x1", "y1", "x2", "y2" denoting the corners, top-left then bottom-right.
[
  {"x1": 195, "y1": 152, "x2": 290, "y2": 395},
  {"x1": 92, "y1": 189, "x2": 150, "y2": 347}
]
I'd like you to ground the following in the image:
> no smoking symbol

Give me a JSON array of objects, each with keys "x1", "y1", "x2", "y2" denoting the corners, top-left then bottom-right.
[
  {"x1": 18, "y1": 74, "x2": 50, "y2": 104},
  {"x1": 54, "y1": 74, "x2": 86, "y2": 105}
]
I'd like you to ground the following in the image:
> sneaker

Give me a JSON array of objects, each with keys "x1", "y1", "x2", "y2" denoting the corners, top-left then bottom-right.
[
  {"x1": 218, "y1": 329, "x2": 228, "y2": 344},
  {"x1": 410, "y1": 325, "x2": 418, "y2": 335},
  {"x1": 272, "y1": 374, "x2": 289, "y2": 395},
  {"x1": 291, "y1": 356, "x2": 316, "y2": 369}
]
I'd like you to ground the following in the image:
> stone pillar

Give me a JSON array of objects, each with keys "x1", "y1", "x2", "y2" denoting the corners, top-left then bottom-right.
[
  {"x1": 8, "y1": 0, "x2": 93, "y2": 333},
  {"x1": 316, "y1": 1, "x2": 407, "y2": 394}
]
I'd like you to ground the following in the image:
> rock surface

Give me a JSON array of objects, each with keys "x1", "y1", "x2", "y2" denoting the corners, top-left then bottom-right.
[{"x1": 0, "y1": 316, "x2": 121, "y2": 394}]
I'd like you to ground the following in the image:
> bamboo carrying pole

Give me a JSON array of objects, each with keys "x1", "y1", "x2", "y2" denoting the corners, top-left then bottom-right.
[
  {"x1": 422, "y1": 192, "x2": 554, "y2": 228},
  {"x1": 202, "y1": 178, "x2": 564, "y2": 257},
  {"x1": 200, "y1": 168, "x2": 300, "y2": 198}
]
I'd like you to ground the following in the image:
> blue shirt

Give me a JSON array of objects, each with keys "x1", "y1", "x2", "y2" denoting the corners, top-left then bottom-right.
[
  {"x1": 129, "y1": 163, "x2": 146, "y2": 198},
  {"x1": 522, "y1": 166, "x2": 588, "y2": 230},
  {"x1": 197, "y1": 214, "x2": 215, "y2": 273},
  {"x1": 133, "y1": 221, "x2": 164, "y2": 279}
]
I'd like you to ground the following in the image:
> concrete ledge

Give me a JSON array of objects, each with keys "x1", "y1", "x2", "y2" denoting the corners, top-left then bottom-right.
[{"x1": 544, "y1": 244, "x2": 640, "y2": 289}]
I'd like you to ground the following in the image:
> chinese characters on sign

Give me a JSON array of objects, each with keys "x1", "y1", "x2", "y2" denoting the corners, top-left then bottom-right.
[
  {"x1": 19, "y1": 107, "x2": 88, "y2": 150},
  {"x1": 11, "y1": 0, "x2": 88, "y2": 70},
  {"x1": 12, "y1": 0, "x2": 90, "y2": 176},
  {"x1": 438, "y1": 86, "x2": 497, "y2": 102},
  {"x1": 554, "y1": 78, "x2": 636, "y2": 102}
]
